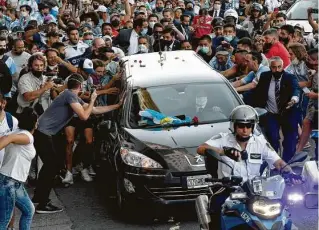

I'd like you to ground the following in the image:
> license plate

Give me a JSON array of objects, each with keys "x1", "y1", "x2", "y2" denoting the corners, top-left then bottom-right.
[{"x1": 186, "y1": 175, "x2": 212, "y2": 189}]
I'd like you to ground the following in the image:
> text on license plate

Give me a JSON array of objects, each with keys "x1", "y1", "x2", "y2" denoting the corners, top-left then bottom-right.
[{"x1": 187, "y1": 175, "x2": 212, "y2": 189}]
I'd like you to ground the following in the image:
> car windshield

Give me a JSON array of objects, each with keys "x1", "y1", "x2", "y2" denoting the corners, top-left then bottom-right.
[
  {"x1": 129, "y1": 83, "x2": 240, "y2": 128},
  {"x1": 287, "y1": 0, "x2": 318, "y2": 20}
]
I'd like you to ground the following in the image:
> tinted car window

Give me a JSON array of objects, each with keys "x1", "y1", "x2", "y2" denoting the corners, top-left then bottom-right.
[
  {"x1": 287, "y1": 0, "x2": 318, "y2": 20},
  {"x1": 129, "y1": 83, "x2": 240, "y2": 128}
]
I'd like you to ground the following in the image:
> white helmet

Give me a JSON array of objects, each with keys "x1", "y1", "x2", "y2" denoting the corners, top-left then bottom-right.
[
  {"x1": 224, "y1": 9, "x2": 238, "y2": 23},
  {"x1": 229, "y1": 105, "x2": 259, "y2": 133}
]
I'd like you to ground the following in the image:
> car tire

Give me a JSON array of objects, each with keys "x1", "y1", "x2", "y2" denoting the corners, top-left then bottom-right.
[{"x1": 116, "y1": 176, "x2": 130, "y2": 215}]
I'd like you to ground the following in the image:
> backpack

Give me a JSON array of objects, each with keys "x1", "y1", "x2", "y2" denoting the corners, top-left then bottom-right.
[{"x1": 5, "y1": 112, "x2": 13, "y2": 131}]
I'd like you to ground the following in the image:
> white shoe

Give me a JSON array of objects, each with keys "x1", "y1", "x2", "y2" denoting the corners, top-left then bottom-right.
[
  {"x1": 81, "y1": 168, "x2": 93, "y2": 182},
  {"x1": 88, "y1": 165, "x2": 96, "y2": 176},
  {"x1": 62, "y1": 171, "x2": 74, "y2": 184},
  {"x1": 72, "y1": 163, "x2": 83, "y2": 175}
]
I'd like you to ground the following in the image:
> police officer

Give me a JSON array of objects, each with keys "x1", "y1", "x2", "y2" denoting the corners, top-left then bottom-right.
[{"x1": 197, "y1": 105, "x2": 301, "y2": 229}]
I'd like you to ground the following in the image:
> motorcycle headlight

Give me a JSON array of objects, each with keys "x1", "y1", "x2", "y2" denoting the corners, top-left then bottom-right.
[
  {"x1": 120, "y1": 148, "x2": 163, "y2": 169},
  {"x1": 250, "y1": 198, "x2": 282, "y2": 219}
]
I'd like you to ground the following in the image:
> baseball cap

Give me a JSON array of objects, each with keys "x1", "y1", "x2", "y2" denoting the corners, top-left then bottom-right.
[
  {"x1": 96, "y1": 5, "x2": 107, "y2": 13},
  {"x1": 294, "y1": 23, "x2": 304, "y2": 32},
  {"x1": 78, "y1": 59, "x2": 95, "y2": 74},
  {"x1": 44, "y1": 15, "x2": 57, "y2": 25},
  {"x1": 216, "y1": 46, "x2": 230, "y2": 56},
  {"x1": 214, "y1": 21, "x2": 224, "y2": 28},
  {"x1": 102, "y1": 35, "x2": 112, "y2": 42}
]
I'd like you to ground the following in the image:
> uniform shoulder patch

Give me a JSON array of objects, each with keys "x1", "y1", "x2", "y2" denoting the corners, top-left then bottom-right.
[
  {"x1": 211, "y1": 134, "x2": 222, "y2": 140},
  {"x1": 266, "y1": 142, "x2": 275, "y2": 151}
]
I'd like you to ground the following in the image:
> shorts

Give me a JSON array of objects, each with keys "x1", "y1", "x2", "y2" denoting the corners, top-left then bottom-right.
[
  {"x1": 305, "y1": 106, "x2": 317, "y2": 122},
  {"x1": 65, "y1": 117, "x2": 94, "y2": 130}
]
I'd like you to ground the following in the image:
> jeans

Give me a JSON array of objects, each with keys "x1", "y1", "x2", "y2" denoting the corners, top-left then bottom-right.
[
  {"x1": 33, "y1": 130, "x2": 61, "y2": 205},
  {"x1": 0, "y1": 174, "x2": 35, "y2": 230}
]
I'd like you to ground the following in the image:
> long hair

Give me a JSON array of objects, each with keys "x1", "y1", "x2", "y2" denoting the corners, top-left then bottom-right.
[{"x1": 288, "y1": 43, "x2": 308, "y2": 61}]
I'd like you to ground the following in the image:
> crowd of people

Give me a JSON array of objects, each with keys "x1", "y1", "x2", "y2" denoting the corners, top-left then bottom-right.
[{"x1": 0, "y1": 0, "x2": 317, "y2": 228}]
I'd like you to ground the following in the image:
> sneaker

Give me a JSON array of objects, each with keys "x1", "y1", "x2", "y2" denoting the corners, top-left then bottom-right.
[
  {"x1": 72, "y1": 163, "x2": 83, "y2": 175},
  {"x1": 81, "y1": 168, "x2": 93, "y2": 182},
  {"x1": 88, "y1": 165, "x2": 96, "y2": 176},
  {"x1": 36, "y1": 202, "x2": 63, "y2": 214},
  {"x1": 62, "y1": 171, "x2": 74, "y2": 184}
]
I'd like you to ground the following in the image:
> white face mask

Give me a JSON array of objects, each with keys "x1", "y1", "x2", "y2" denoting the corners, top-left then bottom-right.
[
  {"x1": 214, "y1": 4, "x2": 221, "y2": 10},
  {"x1": 291, "y1": 58, "x2": 299, "y2": 65},
  {"x1": 138, "y1": 44, "x2": 148, "y2": 53},
  {"x1": 21, "y1": 11, "x2": 28, "y2": 17},
  {"x1": 196, "y1": 96, "x2": 208, "y2": 108},
  {"x1": 149, "y1": 21, "x2": 156, "y2": 29}
]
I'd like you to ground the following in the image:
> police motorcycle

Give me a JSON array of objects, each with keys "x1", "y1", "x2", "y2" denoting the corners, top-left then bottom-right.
[{"x1": 195, "y1": 149, "x2": 307, "y2": 230}]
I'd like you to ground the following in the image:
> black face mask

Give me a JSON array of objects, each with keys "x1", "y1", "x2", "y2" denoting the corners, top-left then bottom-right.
[
  {"x1": 111, "y1": 19, "x2": 120, "y2": 27},
  {"x1": 187, "y1": 7, "x2": 193, "y2": 11},
  {"x1": 93, "y1": 4, "x2": 99, "y2": 10},
  {"x1": 32, "y1": 70, "x2": 43, "y2": 78},
  {"x1": 60, "y1": 53, "x2": 66, "y2": 60},
  {"x1": 263, "y1": 42, "x2": 272, "y2": 53},
  {"x1": 273, "y1": 71, "x2": 283, "y2": 80},
  {"x1": 279, "y1": 36, "x2": 289, "y2": 45},
  {"x1": 14, "y1": 50, "x2": 23, "y2": 55},
  {"x1": 163, "y1": 39, "x2": 173, "y2": 46},
  {"x1": 0, "y1": 48, "x2": 6, "y2": 55}
]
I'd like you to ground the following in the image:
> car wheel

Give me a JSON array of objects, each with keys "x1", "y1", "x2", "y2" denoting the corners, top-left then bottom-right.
[{"x1": 116, "y1": 176, "x2": 130, "y2": 215}]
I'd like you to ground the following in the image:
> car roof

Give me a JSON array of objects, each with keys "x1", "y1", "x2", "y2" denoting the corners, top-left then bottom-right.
[{"x1": 123, "y1": 51, "x2": 226, "y2": 88}]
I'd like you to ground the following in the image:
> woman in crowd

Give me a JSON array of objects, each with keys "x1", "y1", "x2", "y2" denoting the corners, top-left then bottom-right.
[{"x1": 0, "y1": 108, "x2": 37, "y2": 230}]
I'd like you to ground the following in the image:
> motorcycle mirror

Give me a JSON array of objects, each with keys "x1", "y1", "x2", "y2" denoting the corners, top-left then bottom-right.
[
  {"x1": 205, "y1": 149, "x2": 234, "y2": 174},
  {"x1": 254, "y1": 107, "x2": 268, "y2": 117},
  {"x1": 304, "y1": 193, "x2": 318, "y2": 209}
]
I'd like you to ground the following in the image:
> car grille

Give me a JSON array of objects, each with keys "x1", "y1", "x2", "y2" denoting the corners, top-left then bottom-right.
[{"x1": 146, "y1": 186, "x2": 210, "y2": 201}]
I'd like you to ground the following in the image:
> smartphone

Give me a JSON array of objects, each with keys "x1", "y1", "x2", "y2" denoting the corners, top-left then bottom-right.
[
  {"x1": 311, "y1": 9, "x2": 319, "y2": 13},
  {"x1": 302, "y1": 87, "x2": 311, "y2": 93},
  {"x1": 274, "y1": 7, "x2": 279, "y2": 13}
]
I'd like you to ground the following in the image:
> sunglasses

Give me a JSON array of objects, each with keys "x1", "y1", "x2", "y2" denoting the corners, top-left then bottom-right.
[{"x1": 236, "y1": 123, "x2": 253, "y2": 129}]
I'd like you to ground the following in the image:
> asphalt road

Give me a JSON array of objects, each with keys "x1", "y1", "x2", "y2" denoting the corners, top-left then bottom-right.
[{"x1": 54, "y1": 170, "x2": 318, "y2": 230}]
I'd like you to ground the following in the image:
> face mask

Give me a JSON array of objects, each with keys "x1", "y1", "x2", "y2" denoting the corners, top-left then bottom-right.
[
  {"x1": 93, "y1": 4, "x2": 99, "y2": 10},
  {"x1": 111, "y1": 19, "x2": 120, "y2": 27},
  {"x1": 0, "y1": 48, "x2": 6, "y2": 55},
  {"x1": 149, "y1": 22, "x2": 156, "y2": 29},
  {"x1": 14, "y1": 50, "x2": 23, "y2": 55},
  {"x1": 224, "y1": 35, "x2": 233, "y2": 42},
  {"x1": 196, "y1": 96, "x2": 207, "y2": 108},
  {"x1": 291, "y1": 58, "x2": 299, "y2": 65},
  {"x1": 138, "y1": 44, "x2": 148, "y2": 53},
  {"x1": 83, "y1": 39, "x2": 93, "y2": 46},
  {"x1": 156, "y1": 7, "x2": 164, "y2": 12},
  {"x1": 263, "y1": 42, "x2": 272, "y2": 52},
  {"x1": 60, "y1": 53, "x2": 66, "y2": 59},
  {"x1": 154, "y1": 32, "x2": 161, "y2": 39},
  {"x1": 187, "y1": 7, "x2": 193, "y2": 11},
  {"x1": 279, "y1": 36, "x2": 289, "y2": 45},
  {"x1": 200, "y1": 46, "x2": 209, "y2": 54},
  {"x1": 21, "y1": 11, "x2": 28, "y2": 17},
  {"x1": 163, "y1": 39, "x2": 173, "y2": 46},
  {"x1": 32, "y1": 70, "x2": 43, "y2": 78},
  {"x1": 214, "y1": 4, "x2": 221, "y2": 10},
  {"x1": 273, "y1": 71, "x2": 282, "y2": 80},
  {"x1": 140, "y1": 28, "x2": 148, "y2": 36}
]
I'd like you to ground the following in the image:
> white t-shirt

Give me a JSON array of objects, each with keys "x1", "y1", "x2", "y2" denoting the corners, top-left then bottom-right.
[
  {"x1": 0, "y1": 113, "x2": 19, "y2": 167},
  {"x1": 0, "y1": 129, "x2": 36, "y2": 182}
]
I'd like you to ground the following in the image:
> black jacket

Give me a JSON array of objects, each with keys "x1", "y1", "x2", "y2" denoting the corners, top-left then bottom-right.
[
  {"x1": 153, "y1": 40, "x2": 181, "y2": 52},
  {"x1": 0, "y1": 59, "x2": 12, "y2": 95}
]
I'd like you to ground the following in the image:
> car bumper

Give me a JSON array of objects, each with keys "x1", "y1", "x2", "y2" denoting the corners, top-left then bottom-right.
[{"x1": 121, "y1": 170, "x2": 210, "y2": 205}]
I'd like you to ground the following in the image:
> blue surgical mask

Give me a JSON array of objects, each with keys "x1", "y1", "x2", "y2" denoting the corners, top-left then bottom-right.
[
  {"x1": 83, "y1": 39, "x2": 93, "y2": 46},
  {"x1": 200, "y1": 46, "x2": 209, "y2": 54},
  {"x1": 224, "y1": 35, "x2": 233, "y2": 42},
  {"x1": 141, "y1": 28, "x2": 148, "y2": 36}
]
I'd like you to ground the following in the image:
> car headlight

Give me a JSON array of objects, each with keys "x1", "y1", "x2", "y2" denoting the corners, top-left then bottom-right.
[
  {"x1": 250, "y1": 198, "x2": 282, "y2": 219},
  {"x1": 120, "y1": 148, "x2": 163, "y2": 169}
]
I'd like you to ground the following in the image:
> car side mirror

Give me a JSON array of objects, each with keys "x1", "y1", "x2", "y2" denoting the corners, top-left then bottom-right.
[{"x1": 304, "y1": 193, "x2": 318, "y2": 209}]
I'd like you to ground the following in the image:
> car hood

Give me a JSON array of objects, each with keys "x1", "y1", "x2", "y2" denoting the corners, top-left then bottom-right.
[
  {"x1": 124, "y1": 122, "x2": 230, "y2": 172},
  {"x1": 286, "y1": 20, "x2": 313, "y2": 33}
]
